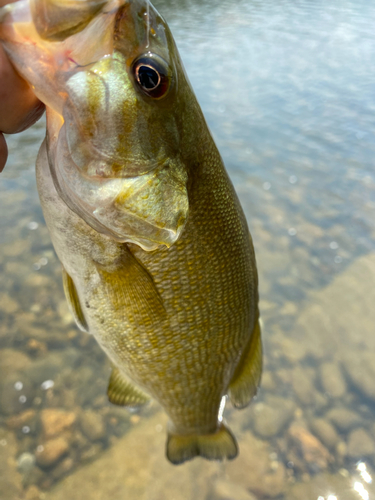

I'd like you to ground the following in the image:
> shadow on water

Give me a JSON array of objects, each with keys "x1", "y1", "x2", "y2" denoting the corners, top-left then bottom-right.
[{"x1": 1, "y1": 0, "x2": 375, "y2": 498}]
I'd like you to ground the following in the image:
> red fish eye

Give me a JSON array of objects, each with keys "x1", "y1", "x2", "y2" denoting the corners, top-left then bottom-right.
[{"x1": 132, "y1": 54, "x2": 170, "y2": 99}]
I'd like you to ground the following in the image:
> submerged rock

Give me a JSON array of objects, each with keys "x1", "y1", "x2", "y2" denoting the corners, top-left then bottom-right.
[
  {"x1": 287, "y1": 423, "x2": 331, "y2": 471},
  {"x1": 309, "y1": 418, "x2": 339, "y2": 450},
  {"x1": 35, "y1": 437, "x2": 70, "y2": 468},
  {"x1": 325, "y1": 408, "x2": 362, "y2": 432},
  {"x1": 347, "y1": 428, "x2": 375, "y2": 459},
  {"x1": 17, "y1": 452, "x2": 36, "y2": 474},
  {"x1": 292, "y1": 366, "x2": 318, "y2": 406},
  {"x1": 225, "y1": 432, "x2": 286, "y2": 498},
  {"x1": 22, "y1": 349, "x2": 81, "y2": 387},
  {"x1": 46, "y1": 411, "x2": 217, "y2": 500},
  {"x1": 0, "y1": 429, "x2": 23, "y2": 499},
  {"x1": 0, "y1": 349, "x2": 32, "y2": 378},
  {"x1": 320, "y1": 362, "x2": 347, "y2": 399},
  {"x1": 40, "y1": 409, "x2": 77, "y2": 439},
  {"x1": 252, "y1": 396, "x2": 296, "y2": 438},
  {"x1": 0, "y1": 293, "x2": 19, "y2": 314},
  {"x1": 51, "y1": 457, "x2": 75, "y2": 481},
  {"x1": 0, "y1": 373, "x2": 35, "y2": 416},
  {"x1": 24, "y1": 485, "x2": 44, "y2": 500},
  {"x1": 288, "y1": 254, "x2": 375, "y2": 361},
  {"x1": 80, "y1": 410, "x2": 106, "y2": 442},
  {"x1": 6, "y1": 409, "x2": 36, "y2": 430},
  {"x1": 343, "y1": 351, "x2": 375, "y2": 403},
  {"x1": 211, "y1": 479, "x2": 257, "y2": 500},
  {"x1": 287, "y1": 471, "x2": 375, "y2": 500}
]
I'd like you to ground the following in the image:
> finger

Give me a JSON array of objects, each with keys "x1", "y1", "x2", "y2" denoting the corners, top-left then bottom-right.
[
  {"x1": 0, "y1": 44, "x2": 45, "y2": 134},
  {"x1": 0, "y1": 133, "x2": 8, "y2": 173},
  {"x1": 0, "y1": 0, "x2": 17, "y2": 7}
]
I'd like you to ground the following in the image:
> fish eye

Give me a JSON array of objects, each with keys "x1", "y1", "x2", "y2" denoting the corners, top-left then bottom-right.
[{"x1": 132, "y1": 54, "x2": 170, "y2": 99}]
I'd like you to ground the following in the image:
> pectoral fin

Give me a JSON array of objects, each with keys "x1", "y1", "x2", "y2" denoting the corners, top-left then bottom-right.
[
  {"x1": 107, "y1": 368, "x2": 150, "y2": 407},
  {"x1": 62, "y1": 267, "x2": 89, "y2": 333},
  {"x1": 95, "y1": 247, "x2": 167, "y2": 327},
  {"x1": 228, "y1": 318, "x2": 262, "y2": 409}
]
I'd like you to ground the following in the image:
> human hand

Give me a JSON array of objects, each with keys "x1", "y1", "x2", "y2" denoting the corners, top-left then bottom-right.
[{"x1": 0, "y1": 0, "x2": 45, "y2": 172}]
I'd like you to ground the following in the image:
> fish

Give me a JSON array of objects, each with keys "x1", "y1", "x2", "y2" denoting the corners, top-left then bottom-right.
[{"x1": 0, "y1": 0, "x2": 262, "y2": 464}]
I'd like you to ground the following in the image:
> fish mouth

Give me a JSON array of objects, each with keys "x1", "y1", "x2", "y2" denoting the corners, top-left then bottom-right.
[{"x1": 50, "y1": 124, "x2": 189, "y2": 251}]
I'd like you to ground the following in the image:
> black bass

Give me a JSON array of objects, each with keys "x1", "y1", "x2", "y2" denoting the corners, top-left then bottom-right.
[{"x1": 0, "y1": 0, "x2": 262, "y2": 464}]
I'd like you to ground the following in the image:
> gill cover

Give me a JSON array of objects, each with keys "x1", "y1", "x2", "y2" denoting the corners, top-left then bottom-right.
[{"x1": 0, "y1": 0, "x2": 188, "y2": 250}]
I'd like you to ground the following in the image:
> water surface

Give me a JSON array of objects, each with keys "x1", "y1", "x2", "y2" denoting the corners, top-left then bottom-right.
[{"x1": 1, "y1": 0, "x2": 375, "y2": 498}]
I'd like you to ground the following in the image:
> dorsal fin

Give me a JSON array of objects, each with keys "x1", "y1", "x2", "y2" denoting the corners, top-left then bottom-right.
[{"x1": 107, "y1": 367, "x2": 150, "y2": 407}]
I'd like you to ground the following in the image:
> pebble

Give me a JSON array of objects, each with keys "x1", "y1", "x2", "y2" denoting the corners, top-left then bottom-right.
[
  {"x1": 1, "y1": 239, "x2": 31, "y2": 257},
  {"x1": 0, "y1": 429, "x2": 23, "y2": 499},
  {"x1": 325, "y1": 408, "x2": 362, "y2": 432},
  {"x1": 252, "y1": 396, "x2": 296, "y2": 438},
  {"x1": 40, "y1": 409, "x2": 77, "y2": 439},
  {"x1": 80, "y1": 410, "x2": 106, "y2": 441},
  {"x1": 17, "y1": 452, "x2": 36, "y2": 473},
  {"x1": 273, "y1": 336, "x2": 306, "y2": 364},
  {"x1": 287, "y1": 471, "x2": 375, "y2": 500},
  {"x1": 225, "y1": 432, "x2": 287, "y2": 498},
  {"x1": 287, "y1": 423, "x2": 331, "y2": 471},
  {"x1": 21, "y1": 349, "x2": 81, "y2": 386},
  {"x1": 347, "y1": 428, "x2": 375, "y2": 459},
  {"x1": 309, "y1": 418, "x2": 339, "y2": 450},
  {"x1": 0, "y1": 348, "x2": 32, "y2": 378},
  {"x1": 320, "y1": 362, "x2": 347, "y2": 398},
  {"x1": 6, "y1": 409, "x2": 36, "y2": 430},
  {"x1": 24, "y1": 274, "x2": 51, "y2": 288},
  {"x1": 292, "y1": 366, "x2": 318, "y2": 406},
  {"x1": 335, "y1": 440, "x2": 348, "y2": 461},
  {"x1": 260, "y1": 371, "x2": 277, "y2": 392},
  {"x1": 0, "y1": 293, "x2": 19, "y2": 314},
  {"x1": 212, "y1": 479, "x2": 258, "y2": 500},
  {"x1": 26, "y1": 339, "x2": 48, "y2": 355},
  {"x1": 80, "y1": 443, "x2": 103, "y2": 463},
  {"x1": 35, "y1": 437, "x2": 69, "y2": 468},
  {"x1": 51, "y1": 457, "x2": 75, "y2": 480},
  {"x1": 343, "y1": 351, "x2": 375, "y2": 403},
  {"x1": 24, "y1": 485, "x2": 44, "y2": 500},
  {"x1": 0, "y1": 374, "x2": 35, "y2": 416}
]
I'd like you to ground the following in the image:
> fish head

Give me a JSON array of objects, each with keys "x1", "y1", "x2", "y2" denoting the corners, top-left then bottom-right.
[
  {"x1": 62, "y1": 0, "x2": 181, "y2": 178},
  {"x1": 0, "y1": 0, "x2": 193, "y2": 250},
  {"x1": 55, "y1": 0, "x2": 190, "y2": 250}
]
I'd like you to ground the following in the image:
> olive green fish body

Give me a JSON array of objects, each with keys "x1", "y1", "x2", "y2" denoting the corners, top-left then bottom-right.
[
  {"x1": 1, "y1": 0, "x2": 262, "y2": 463},
  {"x1": 38, "y1": 121, "x2": 257, "y2": 432}
]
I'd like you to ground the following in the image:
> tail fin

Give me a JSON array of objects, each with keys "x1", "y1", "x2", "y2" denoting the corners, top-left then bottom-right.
[{"x1": 166, "y1": 422, "x2": 238, "y2": 465}]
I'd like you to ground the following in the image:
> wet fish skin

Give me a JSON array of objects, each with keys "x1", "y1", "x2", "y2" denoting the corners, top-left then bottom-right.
[{"x1": 0, "y1": 0, "x2": 262, "y2": 464}]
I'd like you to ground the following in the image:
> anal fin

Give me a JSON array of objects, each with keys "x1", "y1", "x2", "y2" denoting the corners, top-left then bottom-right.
[
  {"x1": 62, "y1": 267, "x2": 89, "y2": 333},
  {"x1": 228, "y1": 318, "x2": 263, "y2": 409},
  {"x1": 107, "y1": 367, "x2": 150, "y2": 408}
]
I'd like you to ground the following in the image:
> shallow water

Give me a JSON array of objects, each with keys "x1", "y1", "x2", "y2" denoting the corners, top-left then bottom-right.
[{"x1": 1, "y1": 0, "x2": 375, "y2": 498}]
